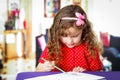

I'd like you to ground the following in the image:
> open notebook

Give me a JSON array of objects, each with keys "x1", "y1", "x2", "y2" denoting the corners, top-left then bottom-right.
[{"x1": 25, "y1": 72, "x2": 105, "y2": 80}]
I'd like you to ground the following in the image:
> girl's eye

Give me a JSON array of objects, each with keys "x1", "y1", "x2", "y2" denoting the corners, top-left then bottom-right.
[
  {"x1": 72, "y1": 35, "x2": 77, "y2": 37},
  {"x1": 71, "y1": 36, "x2": 77, "y2": 38},
  {"x1": 71, "y1": 34, "x2": 79, "y2": 37},
  {"x1": 61, "y1": 34, "x2": 67, "y2": 37}
]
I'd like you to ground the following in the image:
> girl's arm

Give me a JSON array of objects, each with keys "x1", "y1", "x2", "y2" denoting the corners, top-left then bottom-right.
[
  {"x1": 89, "y1": 51, "x2": 103, "y2": 71},
  {"x1": 36, "y1": 63, "x2": 45, "y2": 72},
  {"x1": 36, "y1": 61, "x2": 55, "y2": 72},
  {"x1": 36, "y1": 46, "x2": 55, "y2": 72}
]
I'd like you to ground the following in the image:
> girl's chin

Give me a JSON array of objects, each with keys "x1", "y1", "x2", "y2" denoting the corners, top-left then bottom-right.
[{"x1": 66, "y1": 45, "x2": 75, "y2": 48}]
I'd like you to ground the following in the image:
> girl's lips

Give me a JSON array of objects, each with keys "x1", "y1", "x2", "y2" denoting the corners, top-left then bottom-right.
[
  {"x1": 67, "y1": 44, "x2": 75, "y2": 47},
  {"x1": 67, "y1": 43, "x2": 74, "y2": 46},
  {"x1": 68, "y1": 44, "x2": 74, "y2": 46}
]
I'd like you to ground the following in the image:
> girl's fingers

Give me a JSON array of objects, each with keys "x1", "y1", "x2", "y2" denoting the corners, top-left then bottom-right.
[
  {"x1": 43, "y1": 61, "x2": 55, "y2": 71},
  {"x1": 79, "y1": 68, "x2": 85, "y2": 72},
  {"x1": 72, "y1": 66, "x2": 86, "y2": 72},
  {"x1": 72, "y1": 67, "x2": 78, "y2": 72},
  {"x1": 51, "y1": 61, "x2": 55, "y2": 66}
]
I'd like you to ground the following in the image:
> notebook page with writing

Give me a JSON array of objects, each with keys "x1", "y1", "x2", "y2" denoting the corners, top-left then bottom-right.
[{"x1": 25, "y1": 72, "x2": 105, "y2": 80}]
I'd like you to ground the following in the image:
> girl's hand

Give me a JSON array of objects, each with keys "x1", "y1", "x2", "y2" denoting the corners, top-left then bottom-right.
[
  {"x1": 42, "y1": 61, "x2": 55, "y2": 71},
  {"x1": 72, "y1": 66, "x2": 86, "y2": 72}
]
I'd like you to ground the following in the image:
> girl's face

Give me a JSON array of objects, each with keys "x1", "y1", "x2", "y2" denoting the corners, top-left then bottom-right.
[{"x1": 60, "y1": 27, "x2": 83, "y2": 48}]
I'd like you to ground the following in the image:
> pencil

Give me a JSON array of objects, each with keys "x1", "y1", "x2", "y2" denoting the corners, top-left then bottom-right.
[{"x1": 41, "y1": 58, "x2": 65, "y2": 73}]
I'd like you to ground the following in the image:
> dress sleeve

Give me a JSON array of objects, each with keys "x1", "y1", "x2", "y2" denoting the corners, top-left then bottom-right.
[
  {"x1": 38, "y1": 46, "x2": 49, "y2": 63},
  {"x1": 85, "y1": 48, "x2": 103, "y2": 71}
]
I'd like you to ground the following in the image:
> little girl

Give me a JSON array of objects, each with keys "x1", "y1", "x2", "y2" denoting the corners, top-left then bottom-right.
[{"x1": 36, "y1": 5, "x2": 103, "y2": 72}]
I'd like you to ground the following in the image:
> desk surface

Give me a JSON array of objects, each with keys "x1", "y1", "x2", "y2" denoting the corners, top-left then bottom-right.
[{"x1": 16, "y1": 71, "x2": 120, "y2": 80}]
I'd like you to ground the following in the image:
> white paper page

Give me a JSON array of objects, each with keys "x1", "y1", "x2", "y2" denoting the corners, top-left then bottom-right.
[{"x1": 25, "y1": 72, "x2": 105, "y2": 80}]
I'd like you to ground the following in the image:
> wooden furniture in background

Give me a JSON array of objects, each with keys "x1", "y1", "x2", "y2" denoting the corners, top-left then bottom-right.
[{"x1": 3, "y1": 30, "x2": 26, "y2": 60}]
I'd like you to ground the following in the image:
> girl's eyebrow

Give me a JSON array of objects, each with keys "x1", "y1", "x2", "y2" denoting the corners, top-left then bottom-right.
[
  {"x1": 71, "y1": 31, "x2": 81, "y2": 35},
  {"x1": 68, "y1": 33, "x2": 80, "y2": 37}
]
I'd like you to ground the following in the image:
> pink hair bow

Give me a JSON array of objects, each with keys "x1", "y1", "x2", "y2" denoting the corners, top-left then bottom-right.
[
  {"x1": 75, "y1": 12, "x2": 85, "y2": 26},
  {"x1": 62, "y1": 12, "x2": 85, "y2": 26}
]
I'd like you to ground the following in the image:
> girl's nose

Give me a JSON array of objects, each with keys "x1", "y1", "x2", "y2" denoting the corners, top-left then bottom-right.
[{"x1": 67, "y1": 37, "x2": 73, "y2": 43}]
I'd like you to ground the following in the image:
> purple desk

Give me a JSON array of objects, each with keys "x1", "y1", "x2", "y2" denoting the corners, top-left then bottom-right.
[{"x1": 16, "y1": 71, "x2": 120, "y2": 80}]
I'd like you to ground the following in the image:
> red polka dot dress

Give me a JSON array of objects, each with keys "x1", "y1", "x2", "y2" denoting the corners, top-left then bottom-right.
[{"x1": 39, "y1": 43, "x2": 103, "y2": 72}]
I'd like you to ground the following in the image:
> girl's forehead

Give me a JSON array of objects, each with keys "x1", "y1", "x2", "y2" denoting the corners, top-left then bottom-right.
[{"x1": 64, "y1": 27, "x2": 82, "y2": 34}]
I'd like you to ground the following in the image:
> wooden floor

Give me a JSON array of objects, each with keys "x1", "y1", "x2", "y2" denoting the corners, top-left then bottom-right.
[{"x1": 0, "y1": 57, "x2": 35, "y2": 80}]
